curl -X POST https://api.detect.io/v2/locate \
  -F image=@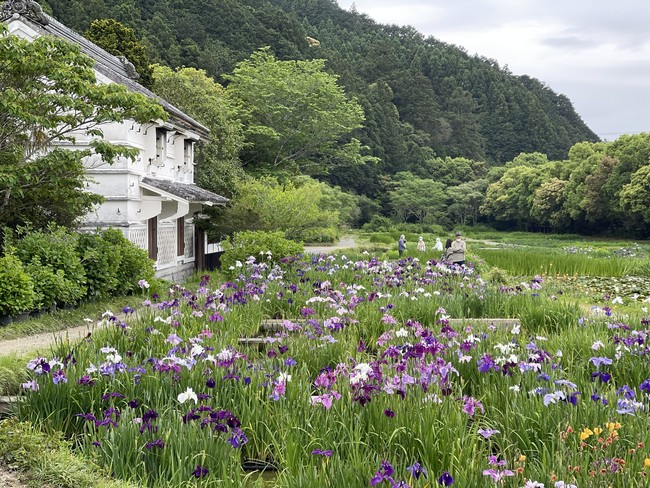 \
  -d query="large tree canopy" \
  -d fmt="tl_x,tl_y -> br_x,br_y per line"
224,48 -> 369,174
0,24 -> 165,230
85,18 -> 154,89
151,65 -> 245,198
